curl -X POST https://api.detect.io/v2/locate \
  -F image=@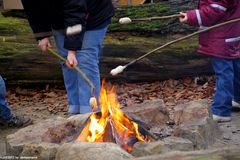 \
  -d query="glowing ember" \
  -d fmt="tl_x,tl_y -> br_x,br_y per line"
77,80 -> 145,151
